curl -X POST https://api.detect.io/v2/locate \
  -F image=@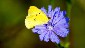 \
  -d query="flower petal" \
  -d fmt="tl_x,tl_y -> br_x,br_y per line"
41,7 -> 47,14
34,25 -> 46,30
47,10 -> 54,18
39,31 -> 47,41
50,32 -> 60,44
32,25 -> 47,34
54,18 -> 67,27
48,5 -> 52,13
65,17 -> 70,23
47,5 -> 55,18
32,28 -> 39,33
32,28 -> 44,34
53,7 -> 60,14
54,26 -> 69,37
52,11 -> 64,25
44,31 -> 50,42
57,23 -> 69,28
